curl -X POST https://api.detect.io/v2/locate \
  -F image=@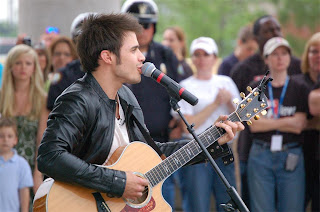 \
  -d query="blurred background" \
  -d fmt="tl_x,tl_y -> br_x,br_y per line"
0,0 -> 319,62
